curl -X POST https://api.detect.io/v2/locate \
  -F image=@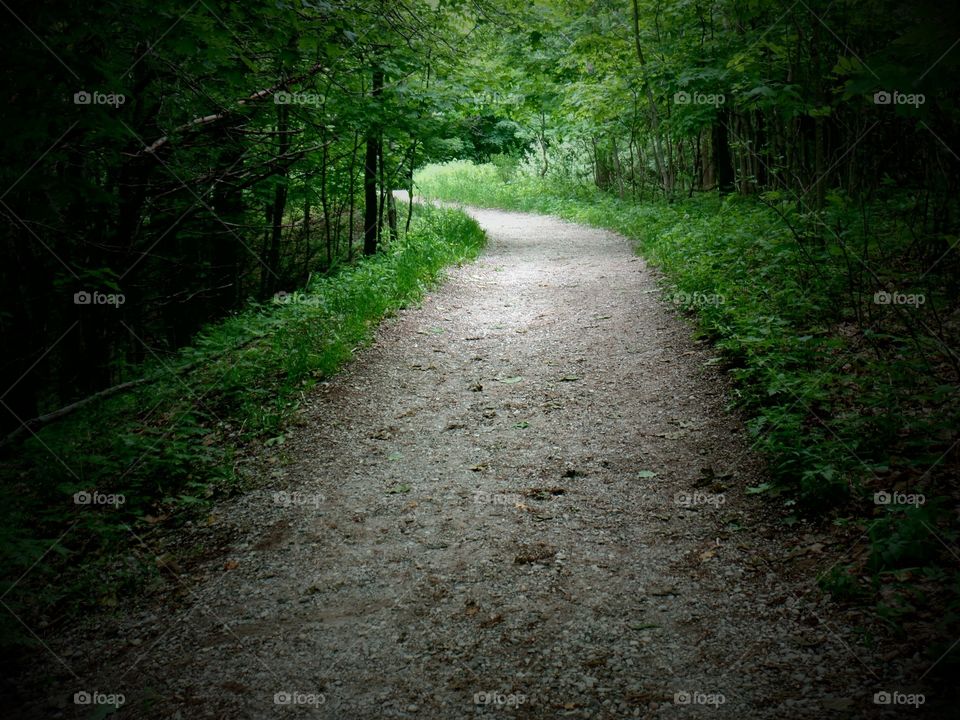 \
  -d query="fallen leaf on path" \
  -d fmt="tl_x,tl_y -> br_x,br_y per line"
386,483 -> 410,494
499,376 -> 523,384
522,487 -> 566,500
636,470 -> 658,479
